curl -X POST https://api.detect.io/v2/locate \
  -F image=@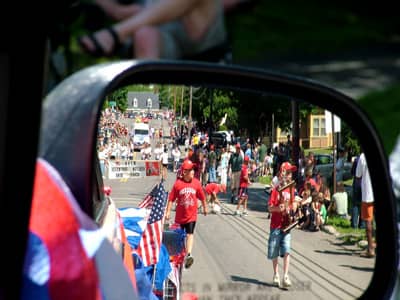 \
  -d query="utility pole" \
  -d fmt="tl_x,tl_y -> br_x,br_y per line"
188,86 -> 193,141
209,88 -> 214,135
291,100 -> 300,182
332,112 -> 337,193
271,113 -> 275,146
180,86 -> 184,137
173,86 -> 177,116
